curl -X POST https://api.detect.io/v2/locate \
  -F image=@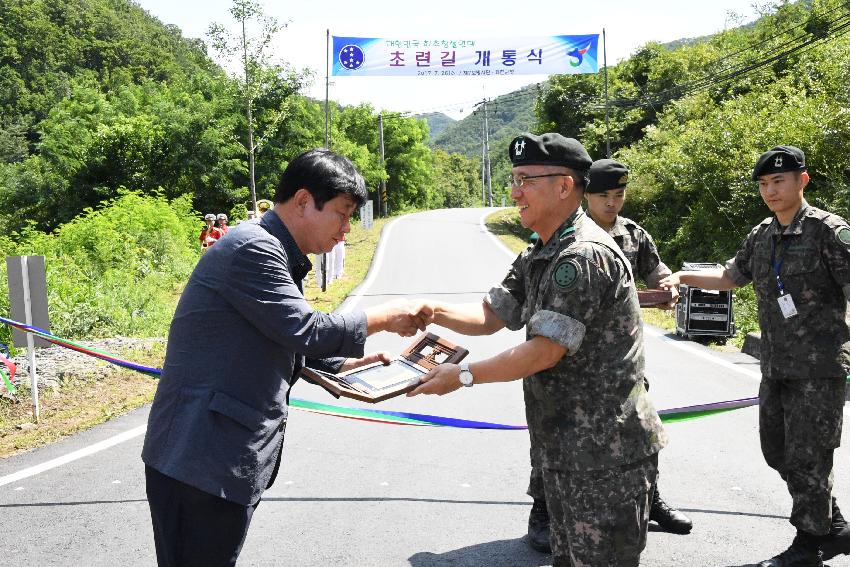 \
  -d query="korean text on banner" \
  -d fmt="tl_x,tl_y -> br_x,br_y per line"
332,35 -> 599,77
